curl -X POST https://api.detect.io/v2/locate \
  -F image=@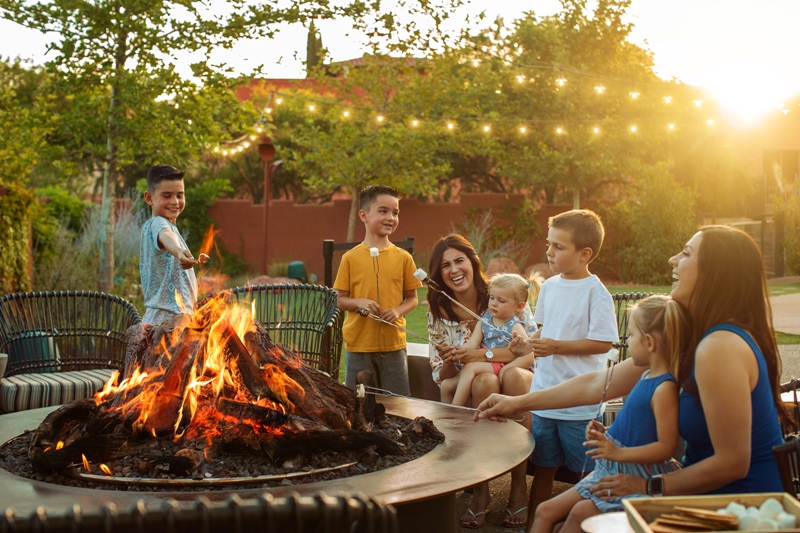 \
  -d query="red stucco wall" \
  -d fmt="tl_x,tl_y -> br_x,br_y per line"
208,194 -> 575,282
